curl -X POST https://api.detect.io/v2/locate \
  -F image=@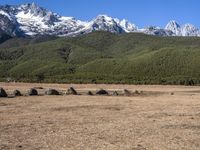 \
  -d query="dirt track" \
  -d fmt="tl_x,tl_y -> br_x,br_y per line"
0,83 -> 200,150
